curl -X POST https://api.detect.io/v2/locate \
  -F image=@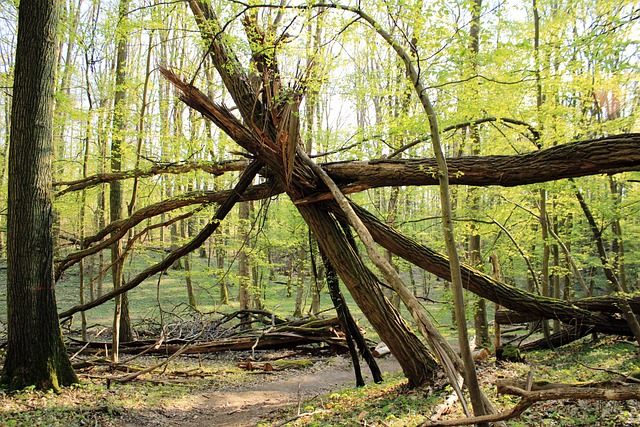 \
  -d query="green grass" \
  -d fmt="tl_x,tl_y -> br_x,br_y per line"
0,248 -> 459,343
258,337 -> 640,427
